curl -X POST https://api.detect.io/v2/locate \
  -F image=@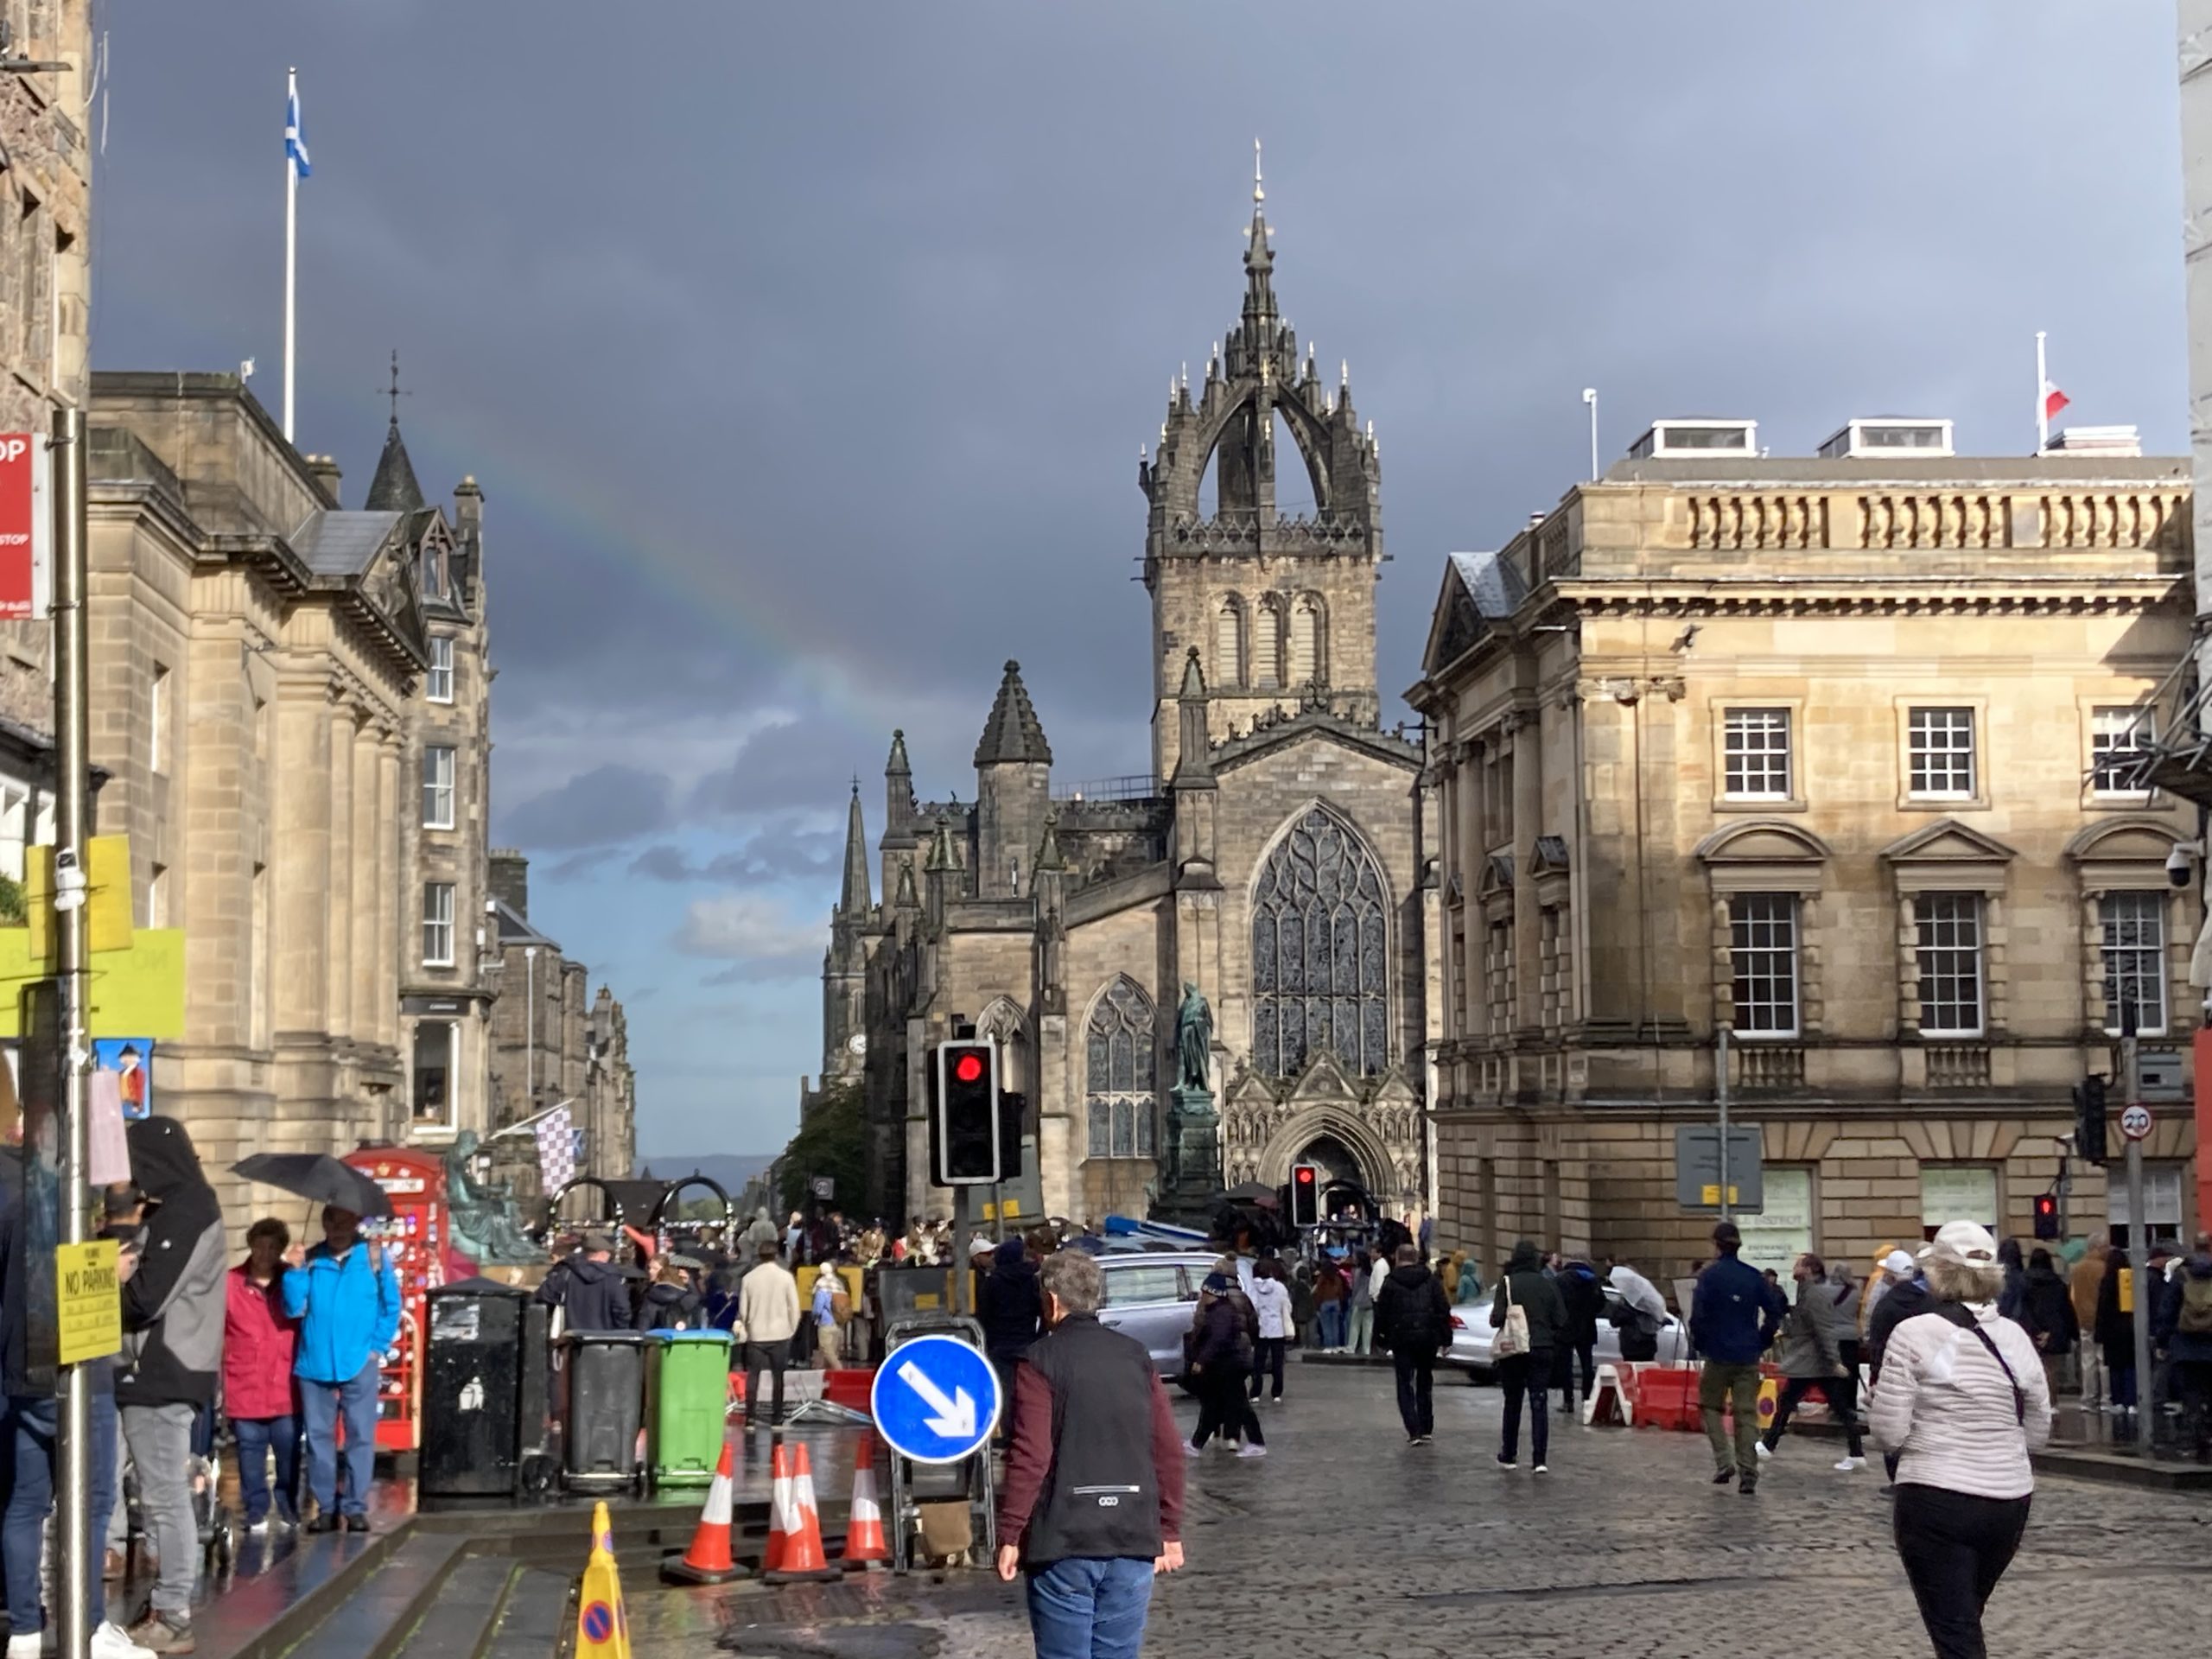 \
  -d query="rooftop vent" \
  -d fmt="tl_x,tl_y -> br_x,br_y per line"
1817,418 -> 1954,461
1627,419 -> 1757,461
2045,424 -> 2141,457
